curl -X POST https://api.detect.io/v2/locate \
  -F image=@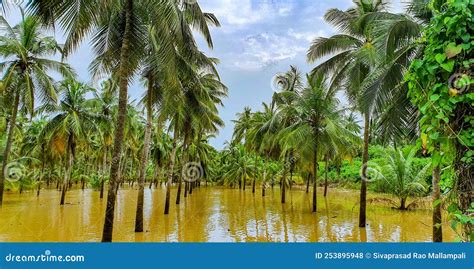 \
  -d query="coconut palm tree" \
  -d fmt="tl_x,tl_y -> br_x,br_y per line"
39,79 -> 98,205
86,79 -> 118,198
0,14 -> 73,205
370,147 -> 430,210
277,73 -> 360,212
222,145 -> 255,188
307,0 -> 387,226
